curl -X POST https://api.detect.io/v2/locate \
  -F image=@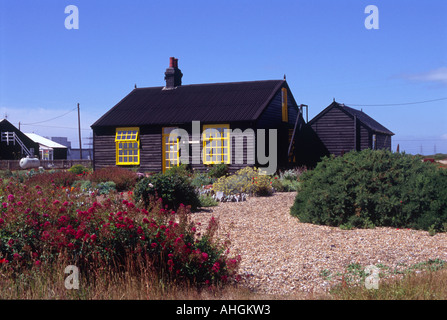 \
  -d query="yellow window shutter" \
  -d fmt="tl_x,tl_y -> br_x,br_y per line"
282,88 -> 288,122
